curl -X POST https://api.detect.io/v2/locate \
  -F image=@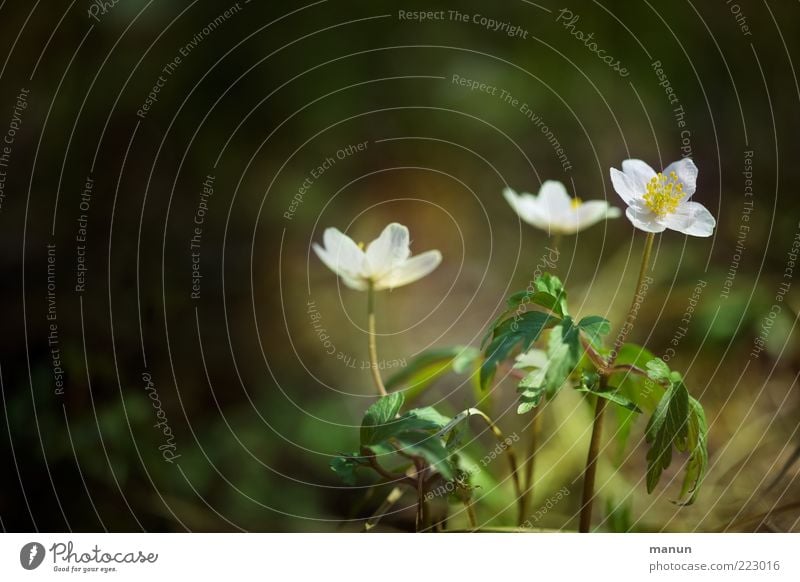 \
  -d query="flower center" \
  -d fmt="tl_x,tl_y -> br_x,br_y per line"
570,197 -> 583,209
357,241 -> 365,250
643,171 -> 684,217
